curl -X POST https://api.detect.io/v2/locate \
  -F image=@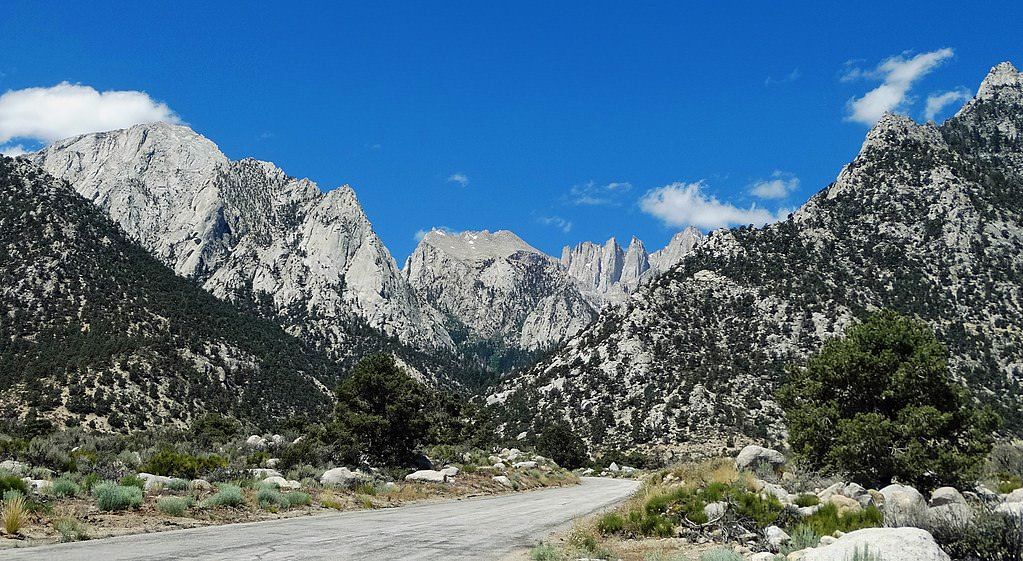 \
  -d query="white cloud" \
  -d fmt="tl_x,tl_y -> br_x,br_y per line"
0,143 -> 28,156
750,171 -> 799,200
538,215 -> 573,233
0,82 -> 180,144
447,172 -> 469,187
924,88 -> 971,121
569,180 -> 632,205
640,181 -> 785,230
764,68 -> 801,86
844,49 -> 954,125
